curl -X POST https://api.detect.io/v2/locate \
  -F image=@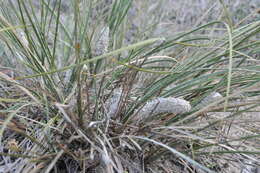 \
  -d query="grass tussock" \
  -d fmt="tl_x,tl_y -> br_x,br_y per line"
0,0 -> 259,172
